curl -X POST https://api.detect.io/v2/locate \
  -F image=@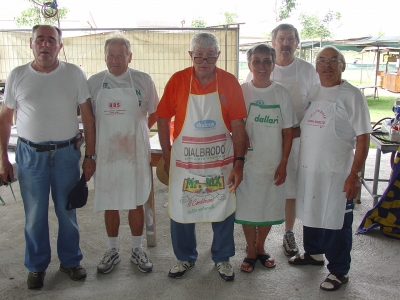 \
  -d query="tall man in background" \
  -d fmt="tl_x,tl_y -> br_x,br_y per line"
0,25 -> 96,289
247,24 -> 319,256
